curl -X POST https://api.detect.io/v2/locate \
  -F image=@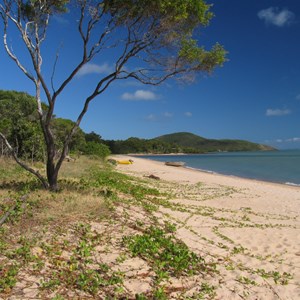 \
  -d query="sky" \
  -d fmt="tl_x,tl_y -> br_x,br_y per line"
1,0 -> 300,149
